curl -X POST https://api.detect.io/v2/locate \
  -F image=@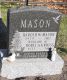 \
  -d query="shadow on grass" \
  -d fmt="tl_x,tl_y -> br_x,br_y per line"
0,17 -> 7,74
15,77 -> 46,80
0,62 -> 2,74
15,77 -> 26,80
35,76 -> 46,80
57,47 -> 67,54
0,18 -> 7,48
